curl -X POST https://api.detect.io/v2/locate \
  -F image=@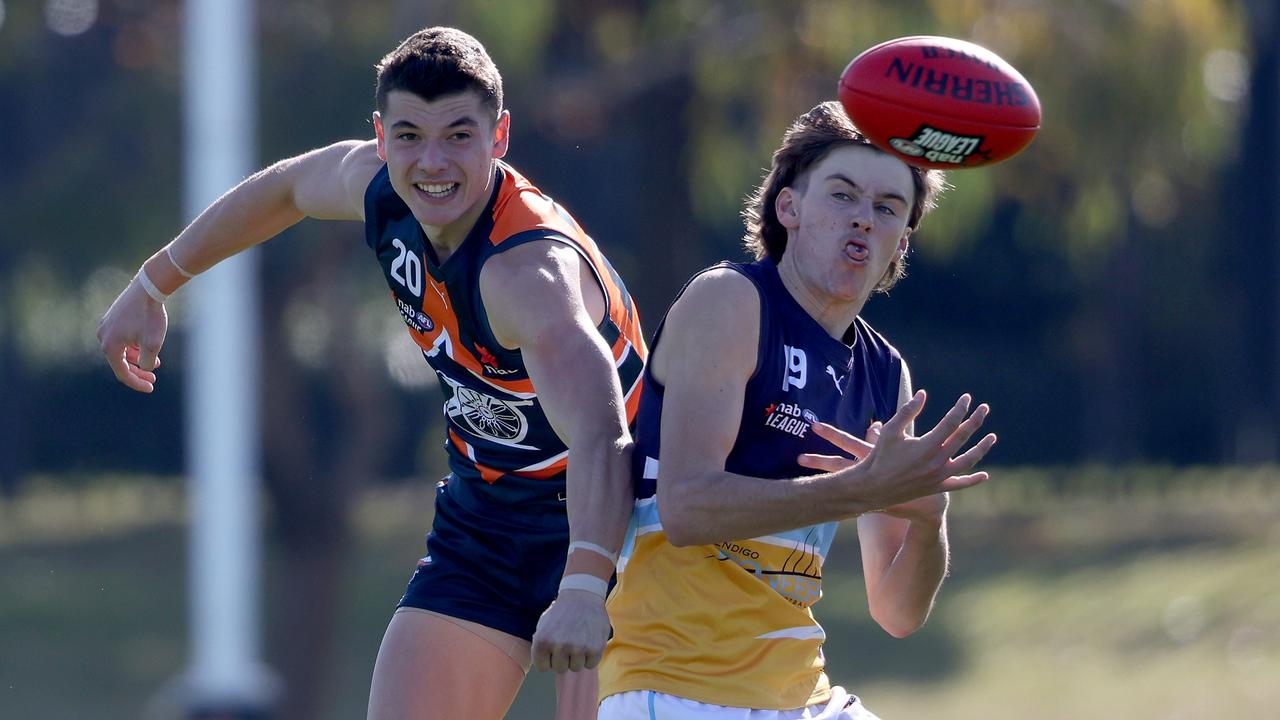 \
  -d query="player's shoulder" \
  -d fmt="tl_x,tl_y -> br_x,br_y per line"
344,141 -> 401,224
342,139 -> 381,167
478,238 -> 586,328
288,140 -> 384,222
481,235 -> 574,281
650,265 -> 762,385
676,264 -> 760,316
660,263 -> 762,368
339,140 -> 384,191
